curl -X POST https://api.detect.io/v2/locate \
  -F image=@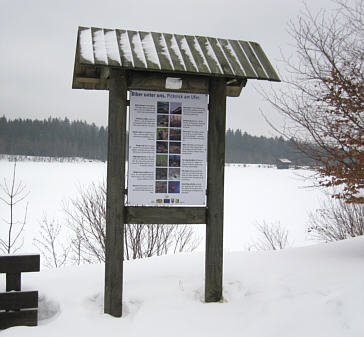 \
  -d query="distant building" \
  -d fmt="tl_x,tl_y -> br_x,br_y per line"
276,158 -> 292,169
